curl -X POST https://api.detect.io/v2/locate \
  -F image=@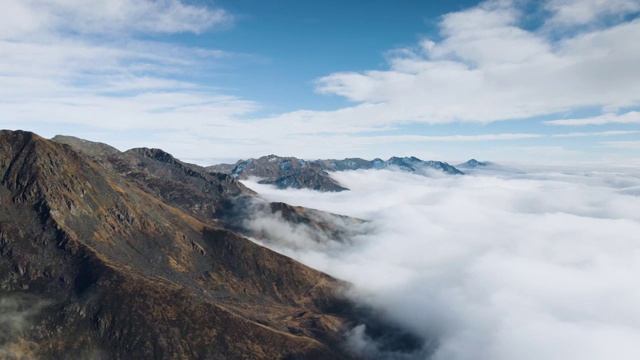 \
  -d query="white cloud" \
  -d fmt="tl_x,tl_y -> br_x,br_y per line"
545,0 -> 640,26
600,140 -> 640,149
315,0 -> 640,125
0,0 -> 232,39
434,0 -> 551,66
0,0 -> 46,39
242,165 -> 640,359
545,111 -> 640,126
324,133 -> 544,144
552,130 -> 640,137
497,145 -> 581,157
